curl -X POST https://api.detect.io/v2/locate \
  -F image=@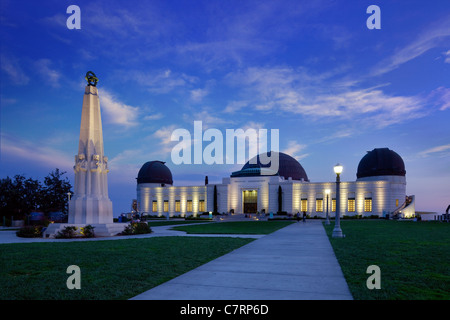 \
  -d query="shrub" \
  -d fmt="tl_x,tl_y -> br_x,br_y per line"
121,222 -> 152,235
52,225 -> 96,238
16,225 -> 43,238
80,225 -> 95,238
55,226 -> 78,239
